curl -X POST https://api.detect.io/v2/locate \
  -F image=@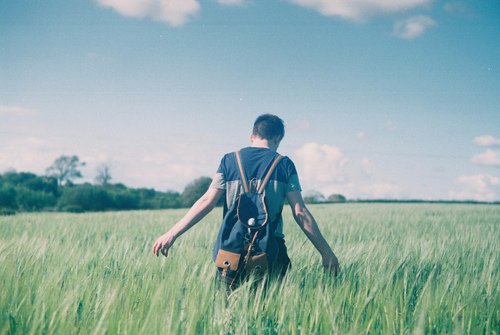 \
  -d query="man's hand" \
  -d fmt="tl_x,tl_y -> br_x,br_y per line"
151,188 -> 223,258
322,253 -> 340,276
152,232 -> 176,257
